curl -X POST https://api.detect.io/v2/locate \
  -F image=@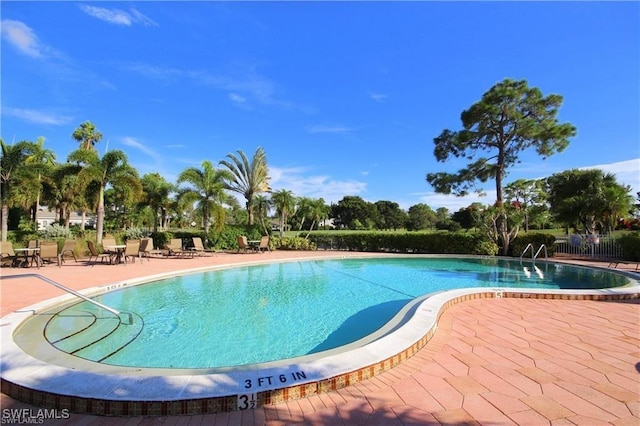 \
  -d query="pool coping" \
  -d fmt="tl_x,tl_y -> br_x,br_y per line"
2,255 -> 639,416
